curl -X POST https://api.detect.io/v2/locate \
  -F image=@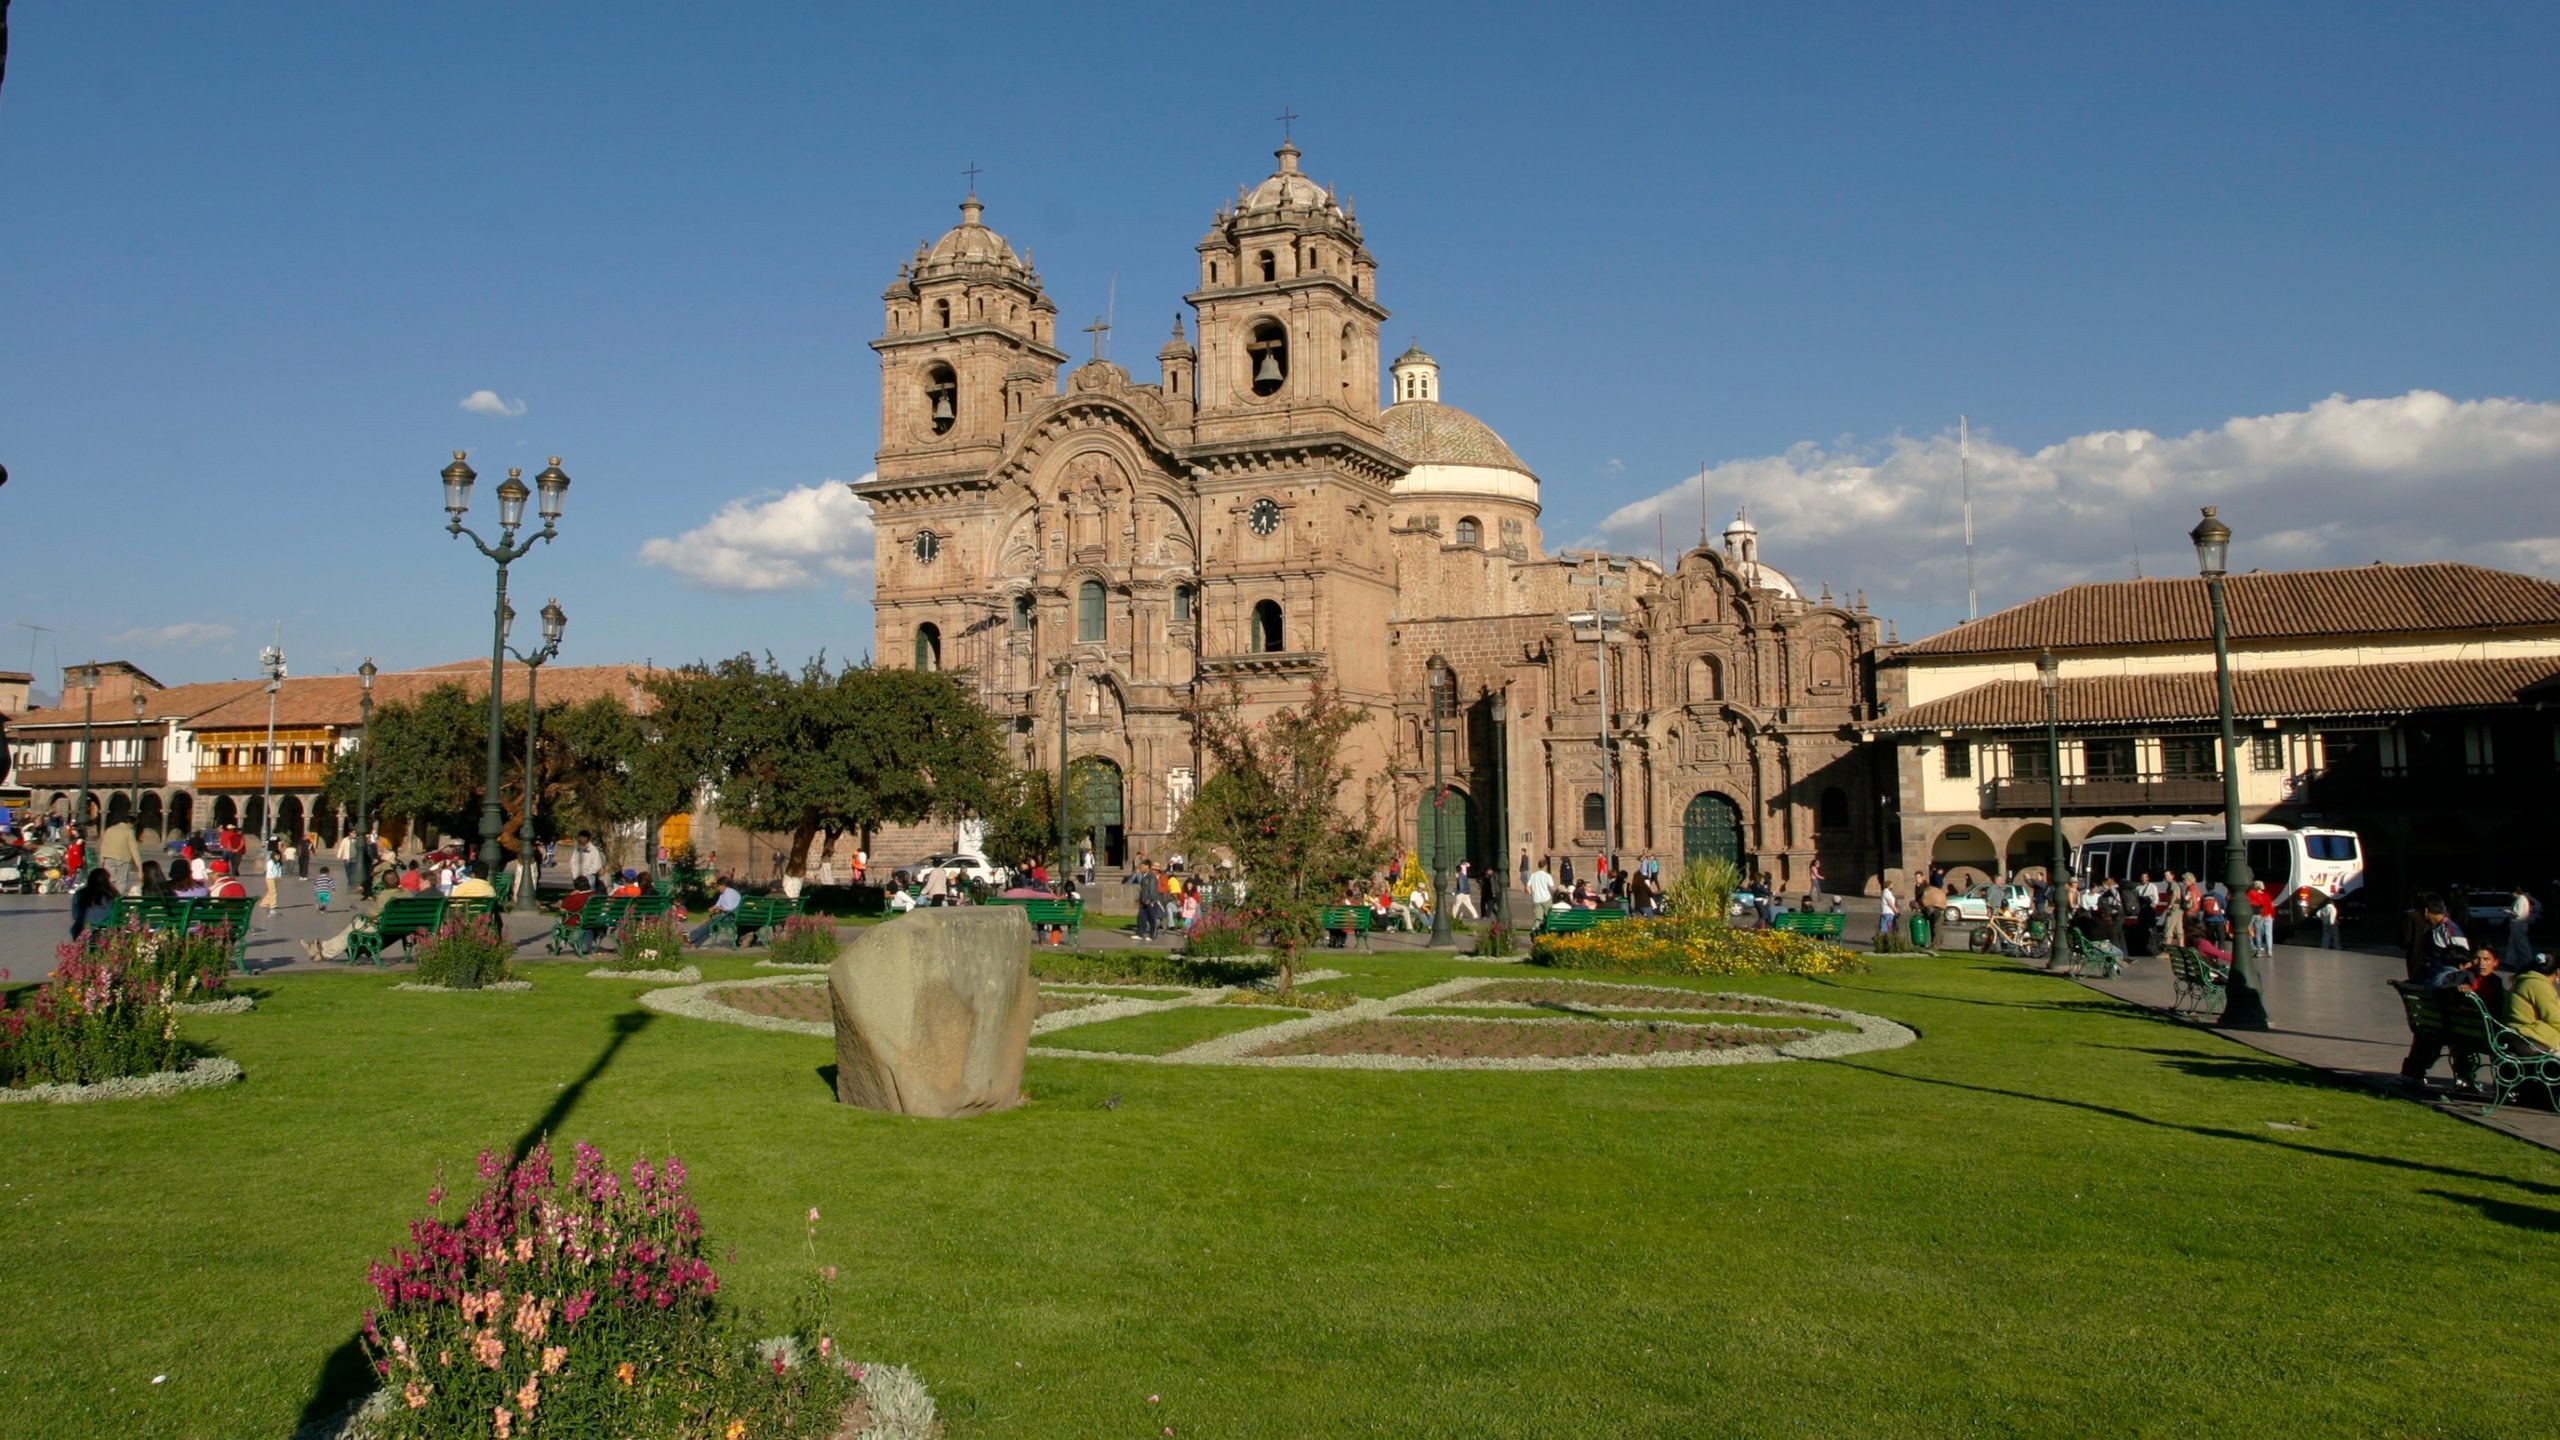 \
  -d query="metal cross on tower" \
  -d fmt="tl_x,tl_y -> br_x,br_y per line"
1083,315 -> 1110,363
1276,106 -> 1299,142
961,160 -> 982,193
